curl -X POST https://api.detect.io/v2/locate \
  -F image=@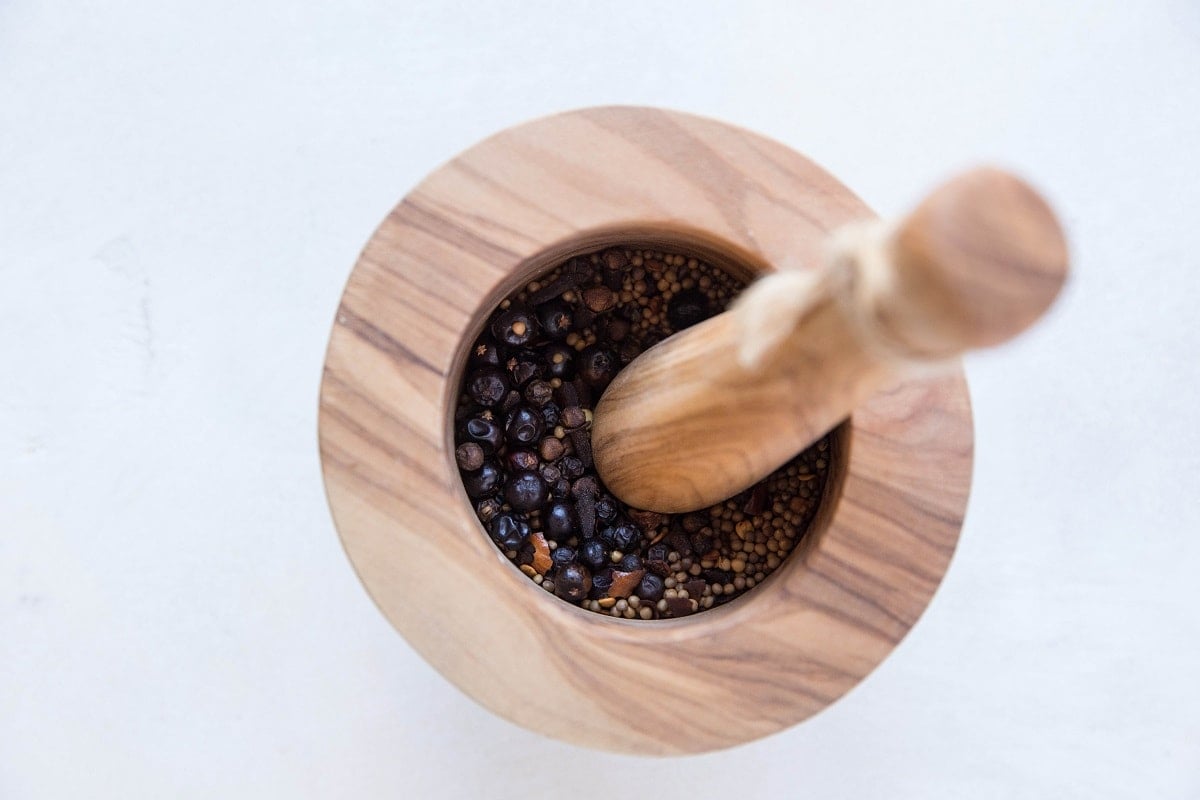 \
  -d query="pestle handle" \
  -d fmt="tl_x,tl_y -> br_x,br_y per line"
591,167 -> 1068,513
